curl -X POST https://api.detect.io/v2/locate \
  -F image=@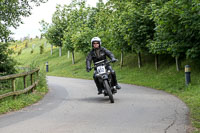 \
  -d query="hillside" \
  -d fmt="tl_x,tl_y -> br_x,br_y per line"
12,38 -> 200,132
